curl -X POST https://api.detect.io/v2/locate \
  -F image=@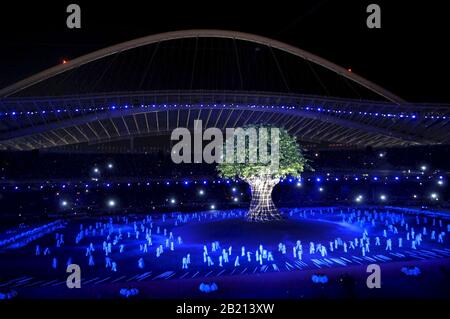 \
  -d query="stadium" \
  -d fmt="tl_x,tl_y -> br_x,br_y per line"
0,29 -> 449,300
